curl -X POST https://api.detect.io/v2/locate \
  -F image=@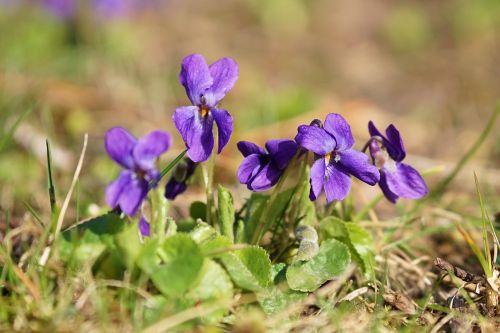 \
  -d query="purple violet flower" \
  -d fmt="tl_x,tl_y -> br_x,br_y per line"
173,54 -> 238,163
42,0 -> 76,18
368,121 -> 428,203
295,113 -> 380,203
138,215 -> 150,236
237,139 -> 298,191
164,158 -> 197,200
42,0 -> 153,19
105,127 -> 171,216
